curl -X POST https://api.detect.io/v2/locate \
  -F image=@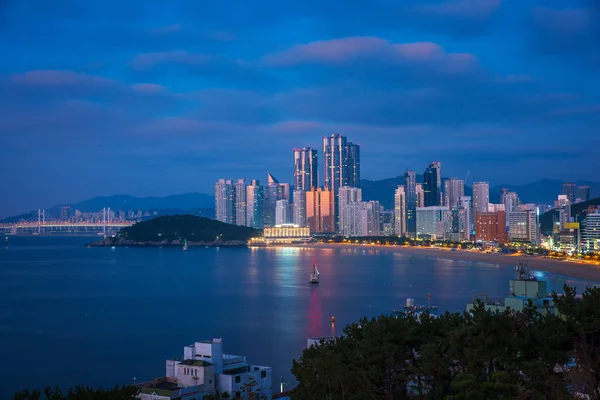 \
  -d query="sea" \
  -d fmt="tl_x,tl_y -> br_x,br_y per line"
0,236 -> 597,398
